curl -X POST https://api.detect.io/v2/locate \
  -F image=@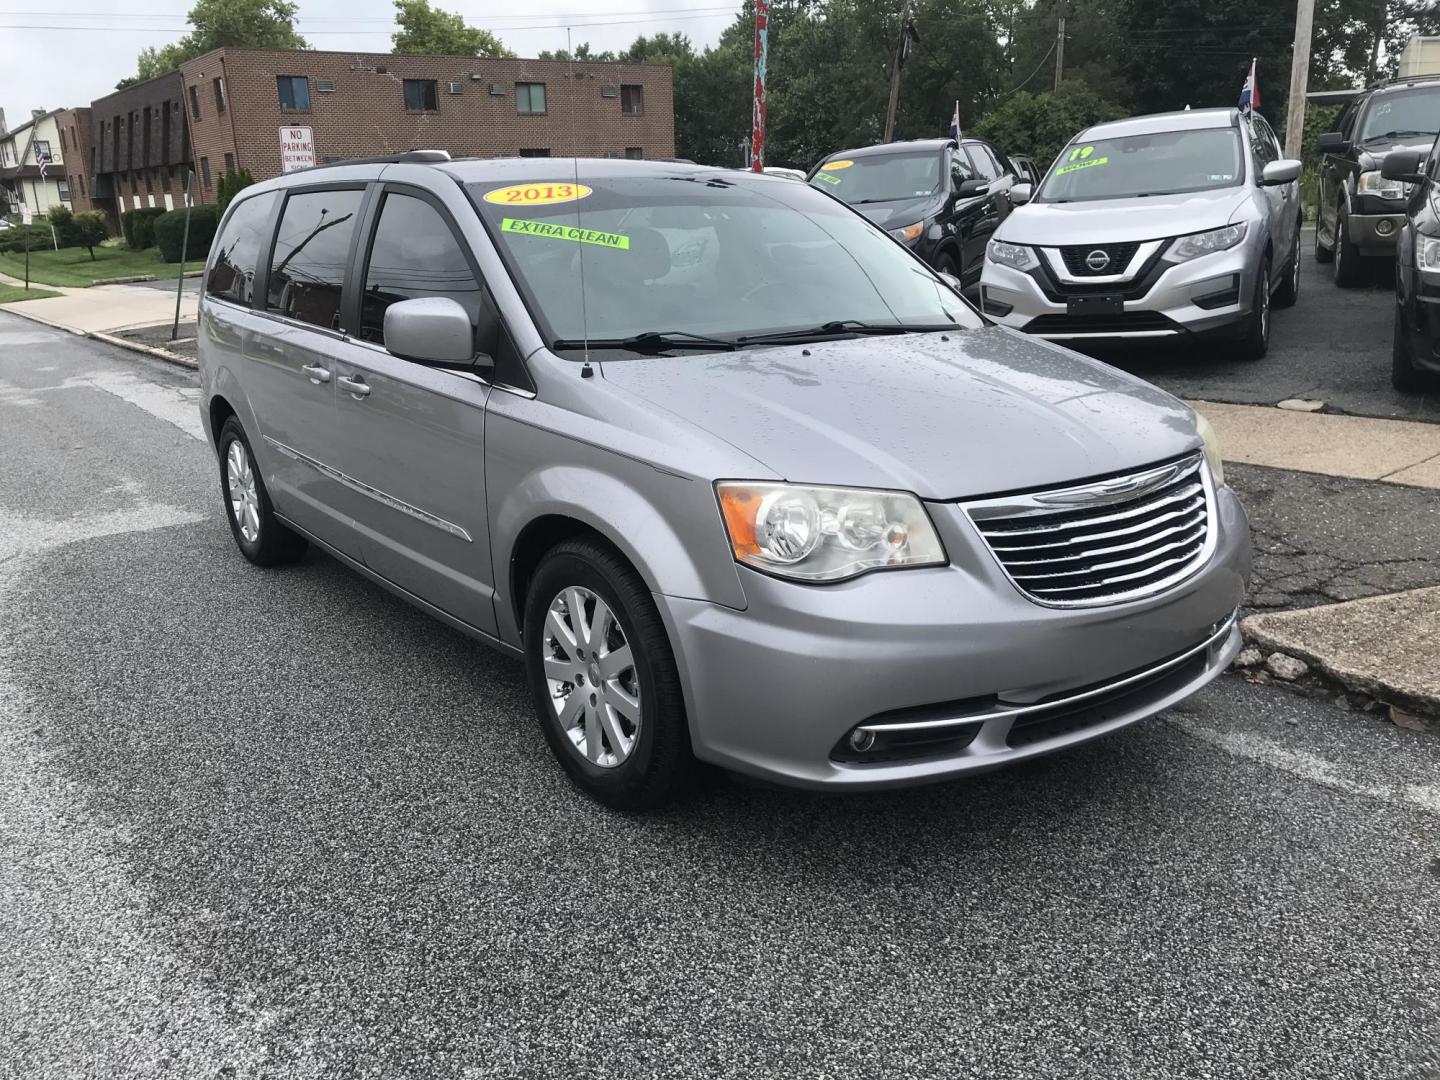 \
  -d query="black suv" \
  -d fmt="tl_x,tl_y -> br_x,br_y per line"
1315,75 -> 1440,286
807,137 -> 1016,286
1380,142 -> 1440,390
